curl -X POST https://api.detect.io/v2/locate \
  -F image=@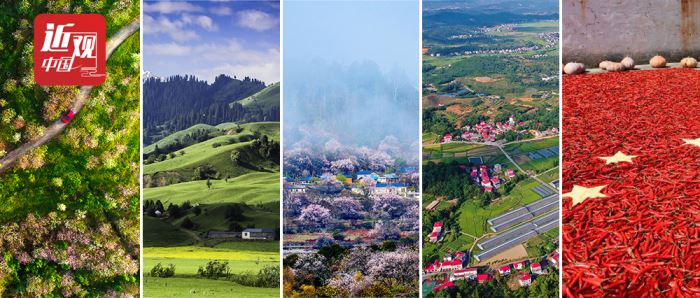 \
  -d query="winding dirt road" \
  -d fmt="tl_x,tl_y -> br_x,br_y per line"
0,19 -> 140,174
